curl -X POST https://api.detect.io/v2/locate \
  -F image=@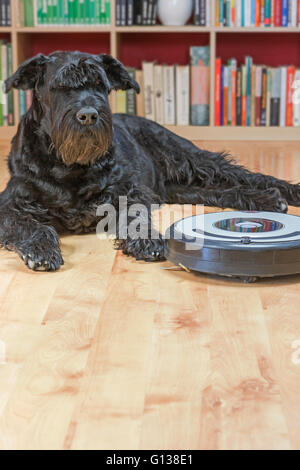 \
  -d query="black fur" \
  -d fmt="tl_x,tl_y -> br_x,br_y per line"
1,51 -> 299,271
